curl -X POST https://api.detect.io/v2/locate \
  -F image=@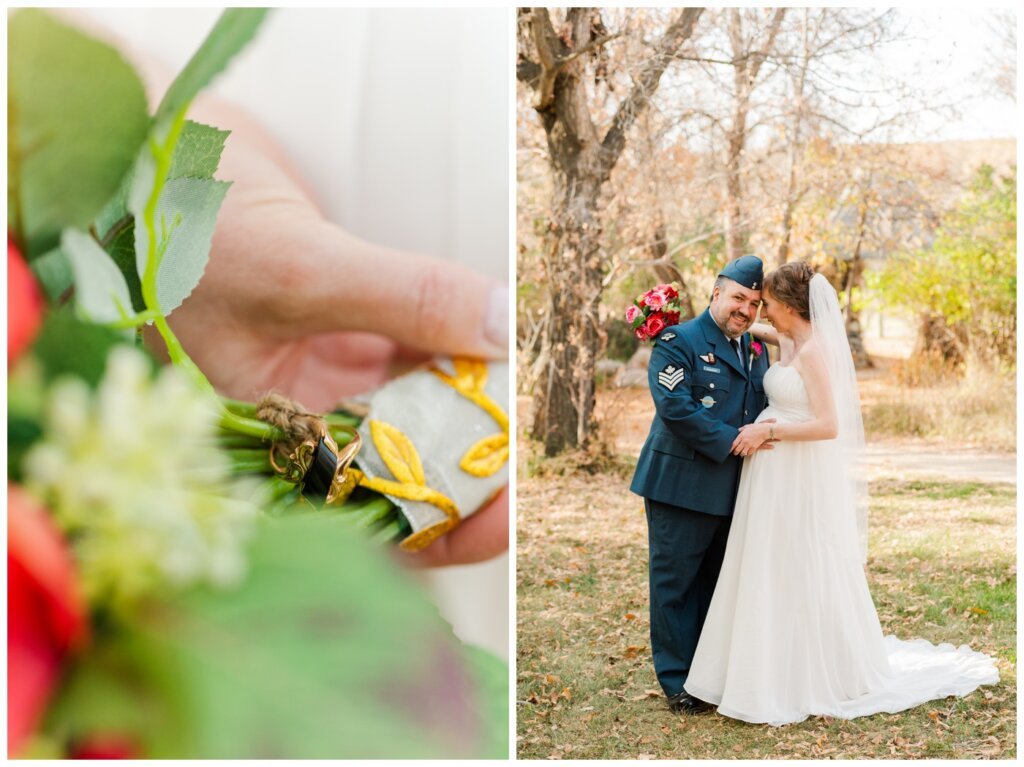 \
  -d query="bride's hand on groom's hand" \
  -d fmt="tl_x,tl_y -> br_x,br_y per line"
732,420 -> 776,456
